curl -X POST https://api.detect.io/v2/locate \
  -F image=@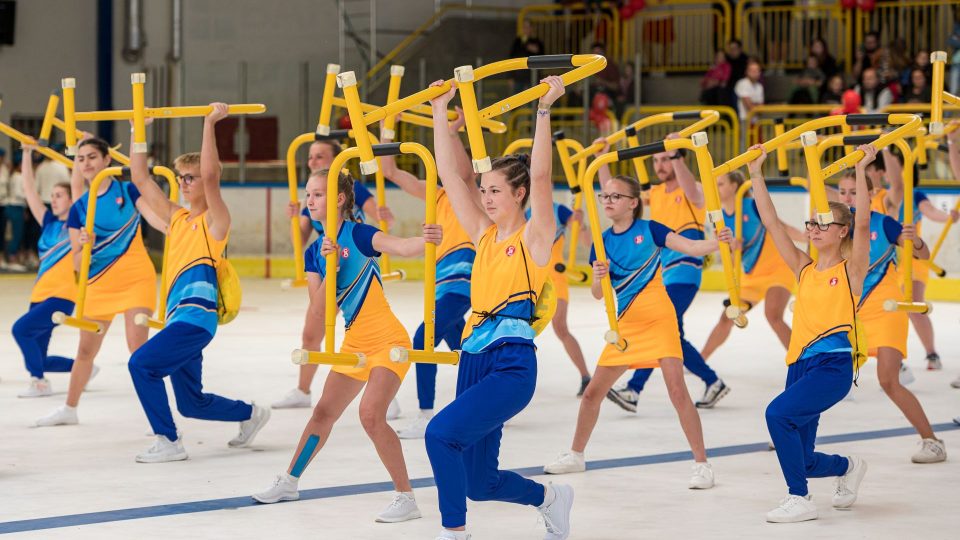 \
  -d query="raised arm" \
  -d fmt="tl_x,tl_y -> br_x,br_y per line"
780,219 -> 808,243
202,103 -> 231,241
129,122 -> 178,227
881,147 -> 903,217
20,147 -> 48,225
664,227 -> 732,257
371,222 -> 442,258
847,145 -> 877,295
592,137 -> 613,188
449,106 -> 478,193
429,81 -> 490,242
918,198 -> 959,223
746,145 -> 810,275
524,75 -> 563,267
378,149 -> 427,200
666,133 -> 705,208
